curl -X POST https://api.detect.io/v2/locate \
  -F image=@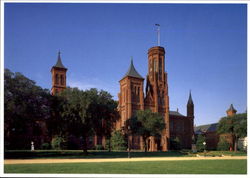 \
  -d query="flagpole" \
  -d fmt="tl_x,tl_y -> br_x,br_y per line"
155,24 -> 160,46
